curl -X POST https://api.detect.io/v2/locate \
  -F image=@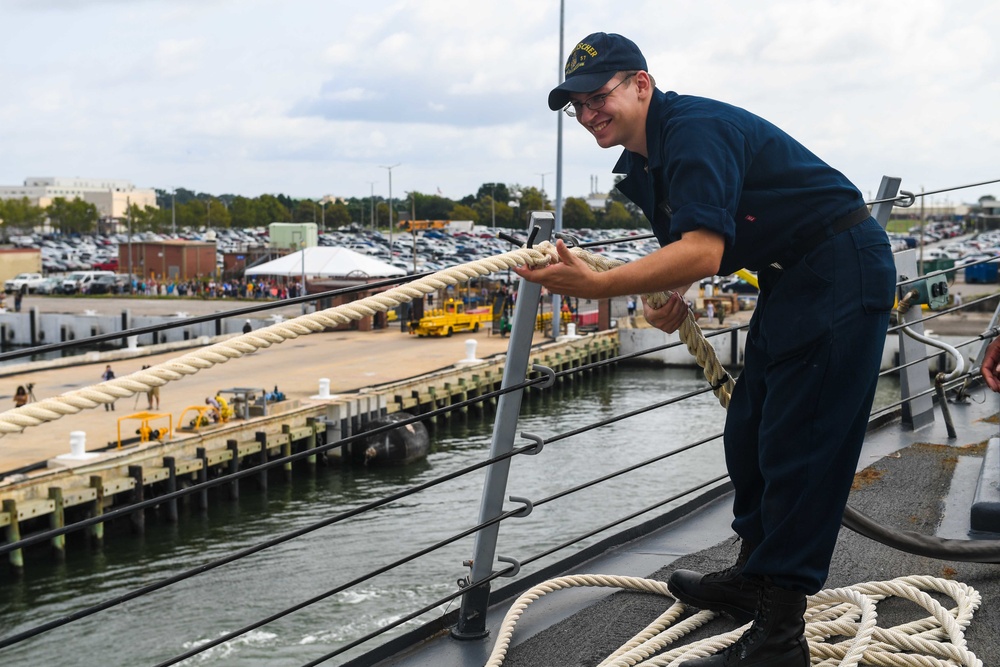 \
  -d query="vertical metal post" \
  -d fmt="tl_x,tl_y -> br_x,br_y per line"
895,249 -> 936,429
874,176 -> 936,429
870,175 -> 900,229
454,212 -> 554,639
